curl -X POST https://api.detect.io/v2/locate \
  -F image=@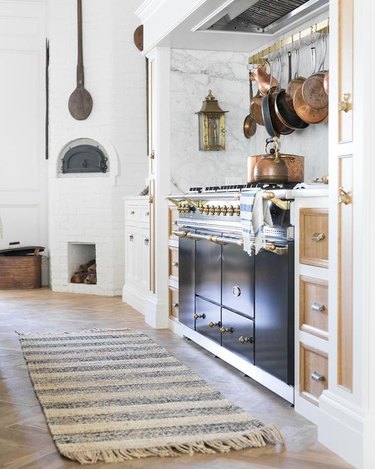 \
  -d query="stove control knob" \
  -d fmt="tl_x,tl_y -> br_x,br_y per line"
203,205 -> 210,214
221,205 -> 228,215
234,205 -> 240,216
209,206 -> 216,215
214,206 -> 221,215
227,205 -> 234,216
